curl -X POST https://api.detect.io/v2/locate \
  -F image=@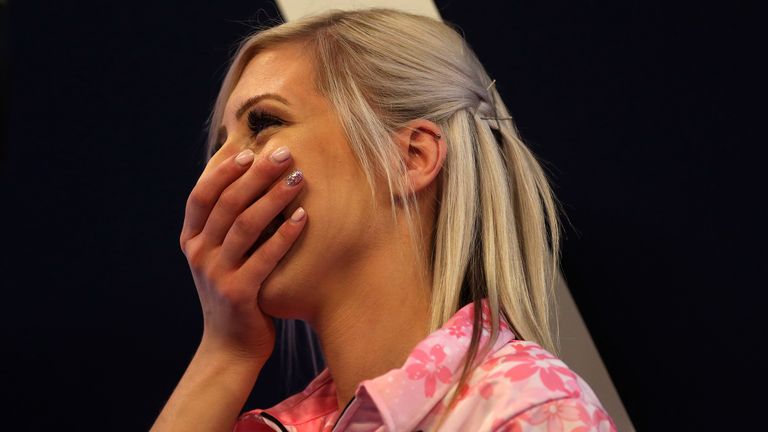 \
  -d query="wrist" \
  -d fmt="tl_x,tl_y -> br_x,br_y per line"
197,334 -> 271,369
